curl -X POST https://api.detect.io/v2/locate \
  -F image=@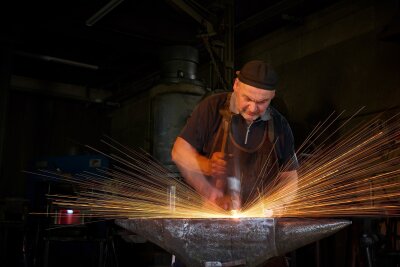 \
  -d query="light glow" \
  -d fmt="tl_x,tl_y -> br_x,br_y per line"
29,110 -> 400,219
